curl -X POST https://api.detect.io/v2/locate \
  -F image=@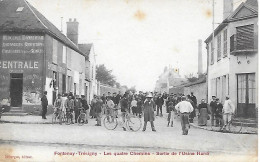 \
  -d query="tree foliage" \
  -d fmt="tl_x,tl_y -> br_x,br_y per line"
96,64 -> 117,86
